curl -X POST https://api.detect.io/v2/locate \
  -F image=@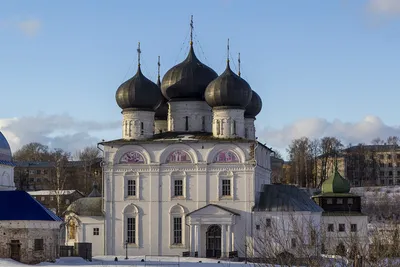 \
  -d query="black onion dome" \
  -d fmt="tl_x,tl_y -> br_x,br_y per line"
116,66 -> 162,111
161,46 -> 218,101
155,76 -> 168,120
205,62 -> 252,109
245,90 -> 262,118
